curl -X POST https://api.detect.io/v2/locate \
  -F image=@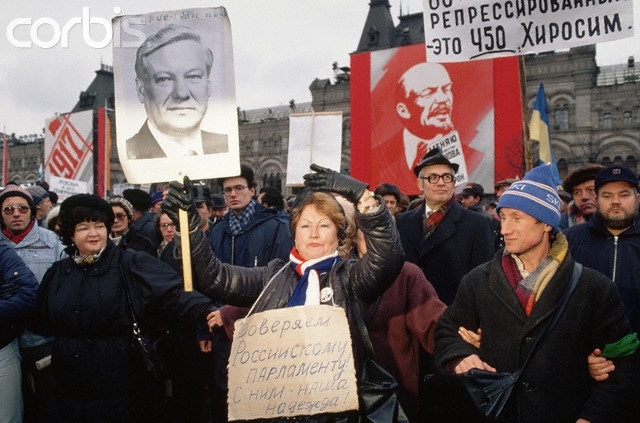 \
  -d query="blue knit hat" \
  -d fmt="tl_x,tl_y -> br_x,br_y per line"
496,164 -> 562,229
